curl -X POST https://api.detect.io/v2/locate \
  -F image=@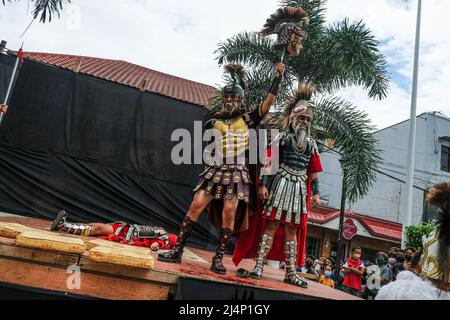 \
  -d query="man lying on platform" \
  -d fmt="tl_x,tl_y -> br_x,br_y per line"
50,210 -> 177,252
